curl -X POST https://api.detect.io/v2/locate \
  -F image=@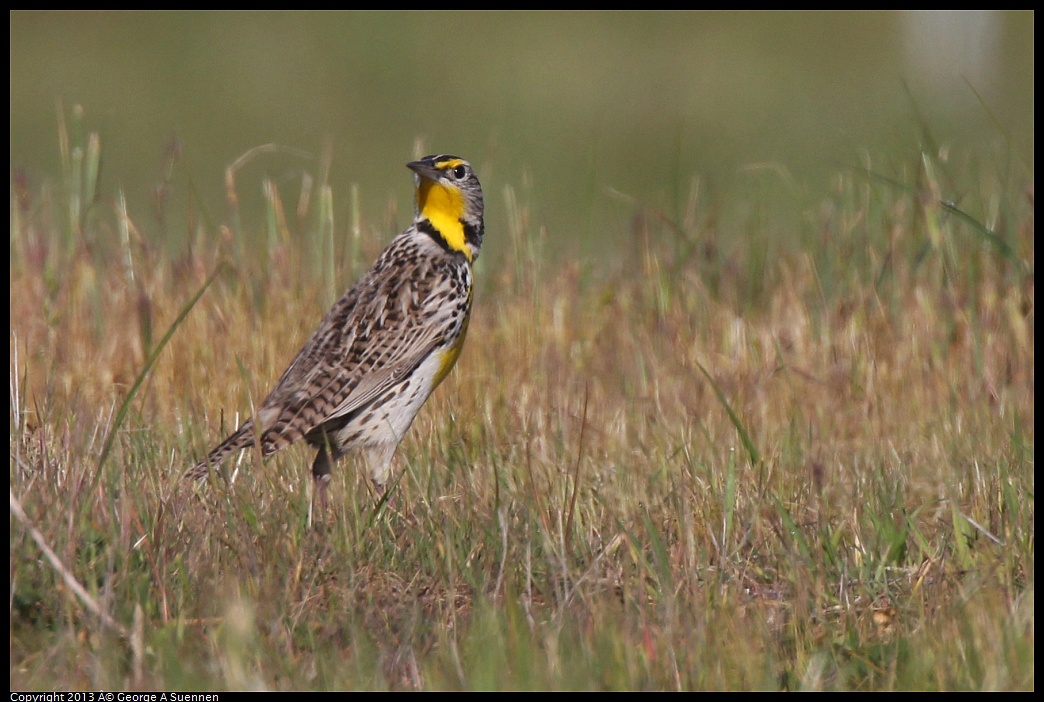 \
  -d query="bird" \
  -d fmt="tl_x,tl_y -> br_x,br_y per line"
186,154 -> 484,503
